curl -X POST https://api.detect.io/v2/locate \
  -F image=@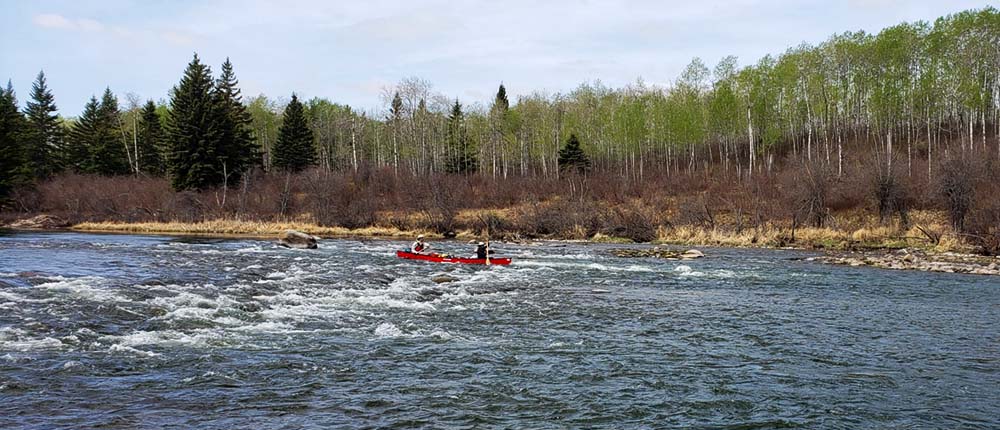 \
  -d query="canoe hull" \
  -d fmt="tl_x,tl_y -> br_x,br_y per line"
396,250 -> 512,265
